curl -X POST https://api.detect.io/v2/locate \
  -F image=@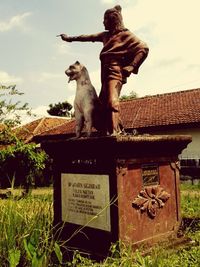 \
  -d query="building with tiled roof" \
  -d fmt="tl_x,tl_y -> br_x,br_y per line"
15,117 -> 69,143
120,88 -> 200,132
35,88 -> 200,160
